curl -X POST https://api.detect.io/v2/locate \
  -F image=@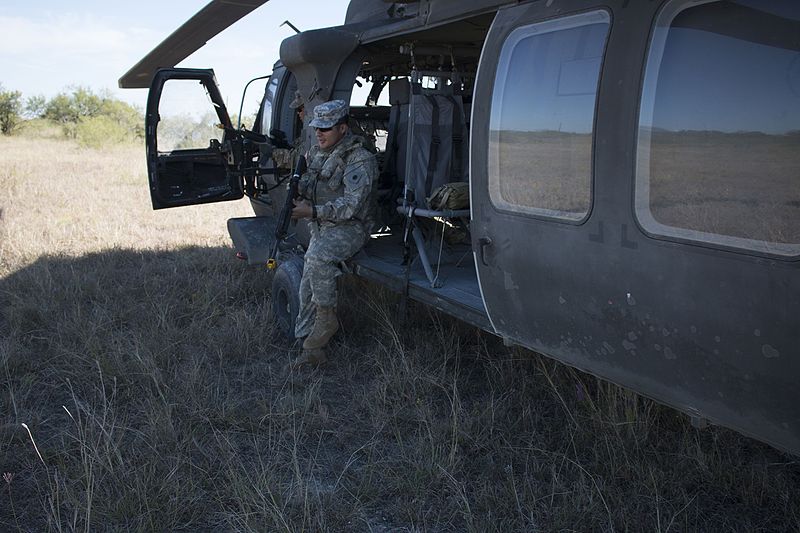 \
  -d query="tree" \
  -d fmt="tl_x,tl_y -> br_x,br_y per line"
42,86 -> 142,141
44,93 -> 79,126
71,86 -> 105,118
44,87 -> 104,125
24,94 -> 47,119
0,85 -> 23,134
